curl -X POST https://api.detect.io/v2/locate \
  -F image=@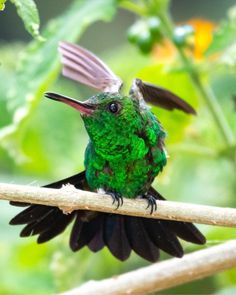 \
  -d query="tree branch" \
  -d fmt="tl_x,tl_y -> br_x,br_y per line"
1,182 -> 236,227
1,182 -> 236,293
61,239 -> 236,295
